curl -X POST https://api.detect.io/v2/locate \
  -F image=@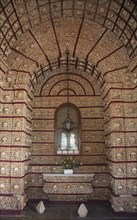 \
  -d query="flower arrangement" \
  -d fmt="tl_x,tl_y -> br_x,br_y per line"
59,156 -> 82,170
